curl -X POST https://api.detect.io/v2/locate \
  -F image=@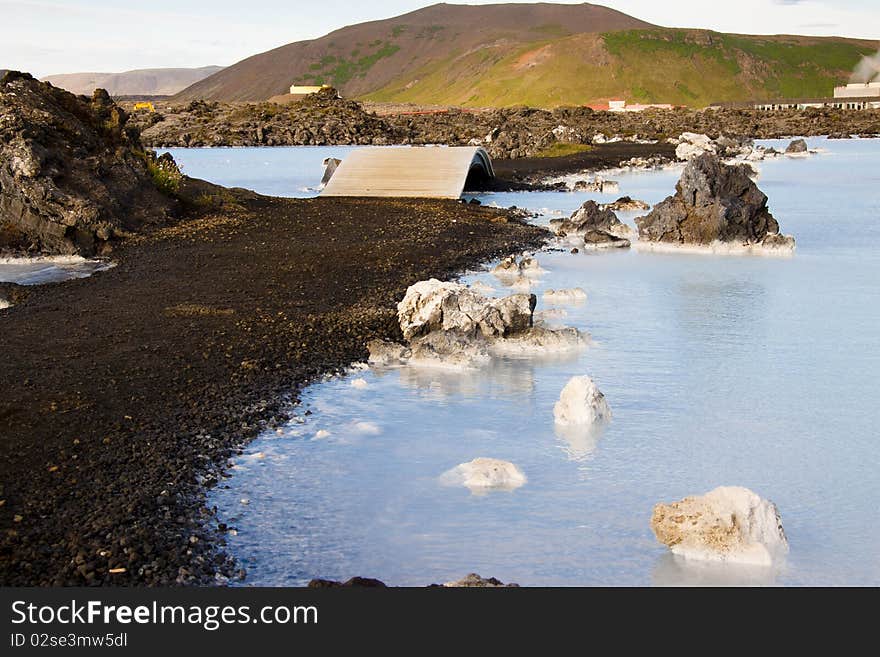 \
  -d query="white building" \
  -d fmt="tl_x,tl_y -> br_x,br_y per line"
833,82 -> 880,99
289,84 -> 331,95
